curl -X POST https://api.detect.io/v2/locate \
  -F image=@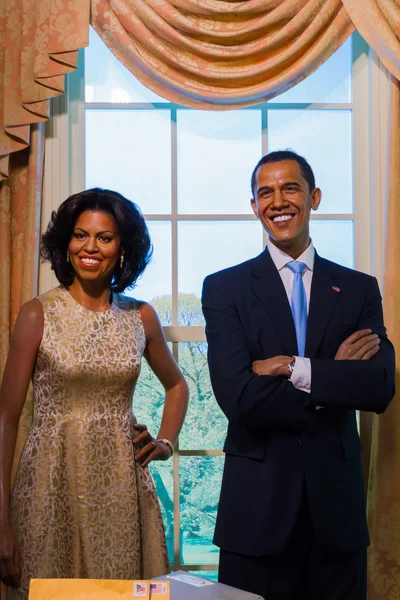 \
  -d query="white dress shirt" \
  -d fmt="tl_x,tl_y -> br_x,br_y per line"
267,239 -> 312,394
